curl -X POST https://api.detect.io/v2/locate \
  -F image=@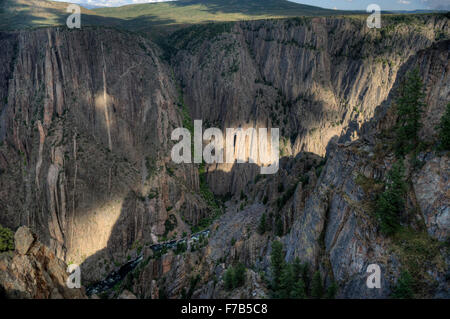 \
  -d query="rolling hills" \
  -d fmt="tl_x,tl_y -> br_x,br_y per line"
1,0 -> 357,31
